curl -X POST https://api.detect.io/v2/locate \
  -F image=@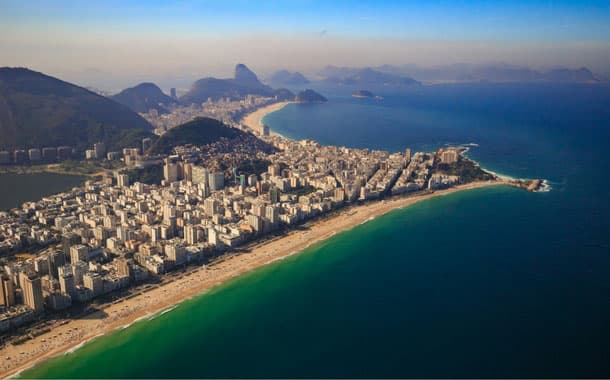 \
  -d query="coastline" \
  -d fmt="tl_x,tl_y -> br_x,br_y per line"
241,101 -> 293,137
0,165 -> 93,177
0,180 -> 510,378
0,163 -> 112,178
